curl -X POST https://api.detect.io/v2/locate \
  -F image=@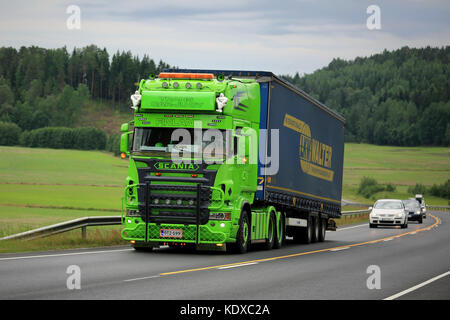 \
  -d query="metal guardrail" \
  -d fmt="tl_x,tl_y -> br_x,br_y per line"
1,209 -> 371,241
0,216 -> 121,241
2,205 -> 446,241
426,205 -> 450,212
341,209 -> 371,217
